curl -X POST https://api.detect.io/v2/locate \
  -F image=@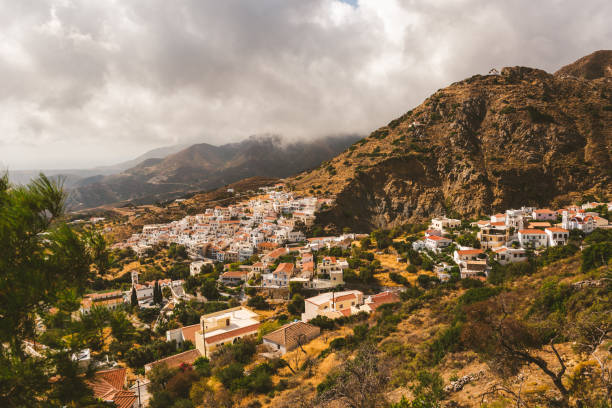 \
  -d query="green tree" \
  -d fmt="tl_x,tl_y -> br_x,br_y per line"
131,286 -> 138,308
0,174 -> 95,406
